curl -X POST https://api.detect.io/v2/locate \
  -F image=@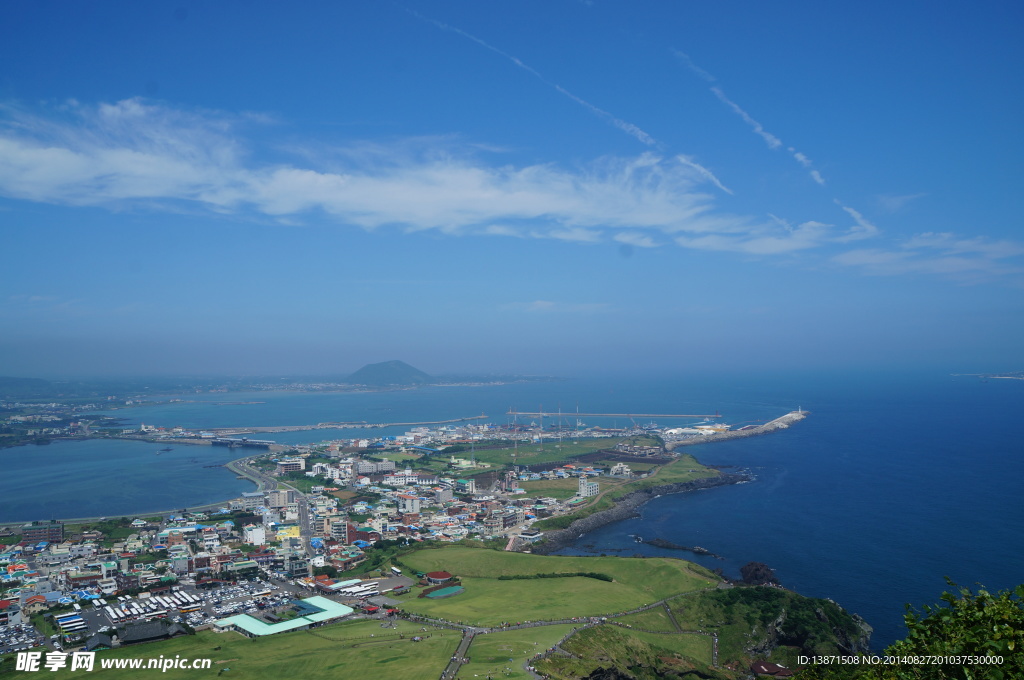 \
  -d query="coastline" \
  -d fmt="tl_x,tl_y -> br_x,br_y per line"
530,471 -> 752,555
531,410 -> 807,554
665,409 -> 808,450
